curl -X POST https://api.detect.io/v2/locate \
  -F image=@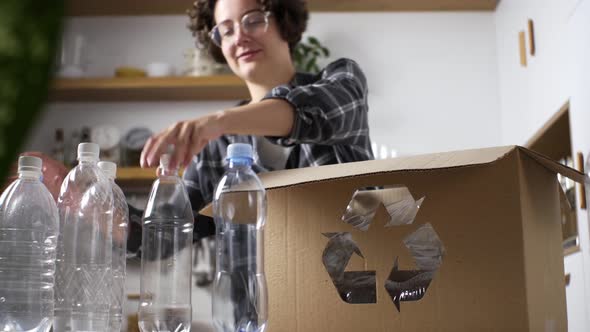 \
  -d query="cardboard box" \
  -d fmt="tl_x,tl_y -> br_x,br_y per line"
204,146 -> 585,331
